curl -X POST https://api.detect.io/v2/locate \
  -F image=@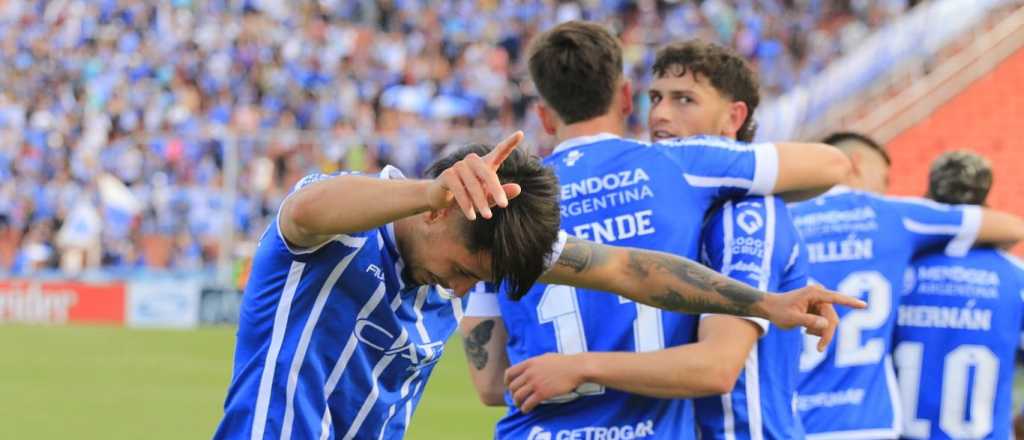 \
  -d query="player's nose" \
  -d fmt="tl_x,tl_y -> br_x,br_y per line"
648,100 -> 669,124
